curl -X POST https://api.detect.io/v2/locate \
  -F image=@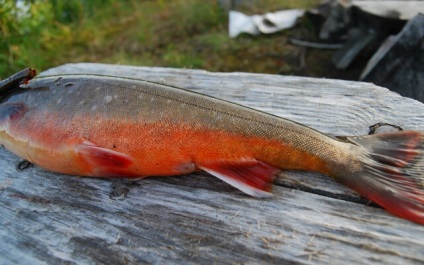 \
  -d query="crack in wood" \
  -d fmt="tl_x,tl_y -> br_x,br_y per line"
275,180 -> 375,206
